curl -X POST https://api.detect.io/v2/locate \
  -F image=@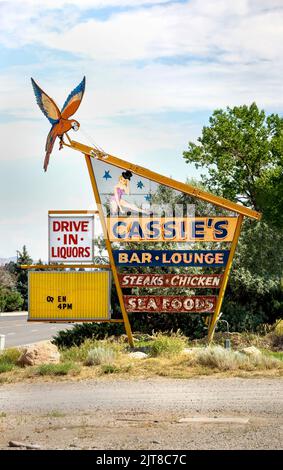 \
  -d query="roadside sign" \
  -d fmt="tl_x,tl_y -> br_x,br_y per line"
49,215 -> 94,263
28,271 -> 111,321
